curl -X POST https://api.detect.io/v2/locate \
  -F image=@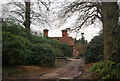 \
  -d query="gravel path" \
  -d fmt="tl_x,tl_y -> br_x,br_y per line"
3,59 -> 83,80
40,59 -> 82,79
